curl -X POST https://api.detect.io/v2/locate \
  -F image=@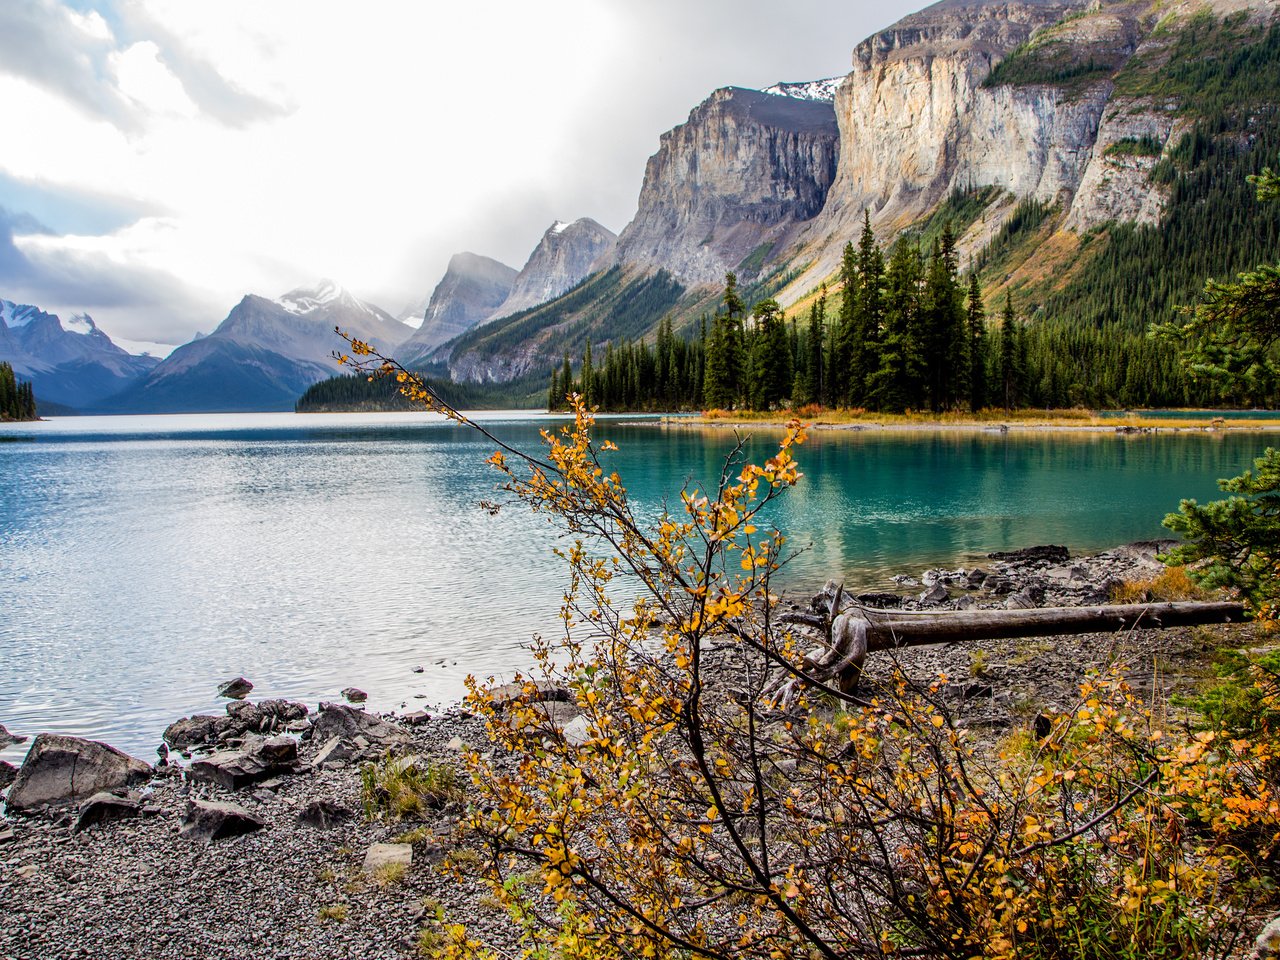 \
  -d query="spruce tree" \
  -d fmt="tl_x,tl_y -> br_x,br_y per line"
966,272 -> 988,412
998,292 -> 1019,409
748,299 -> 792,411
